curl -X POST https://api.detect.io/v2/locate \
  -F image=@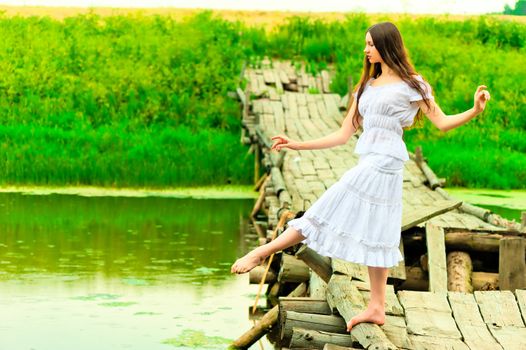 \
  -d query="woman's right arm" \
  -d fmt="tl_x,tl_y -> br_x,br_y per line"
271,98 -> 360,151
